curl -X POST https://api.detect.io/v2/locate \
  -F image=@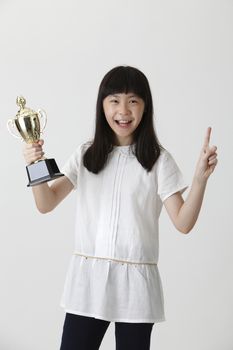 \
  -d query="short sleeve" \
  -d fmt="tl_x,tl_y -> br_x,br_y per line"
61,143 -> 83,190
157,150 -> 188,203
